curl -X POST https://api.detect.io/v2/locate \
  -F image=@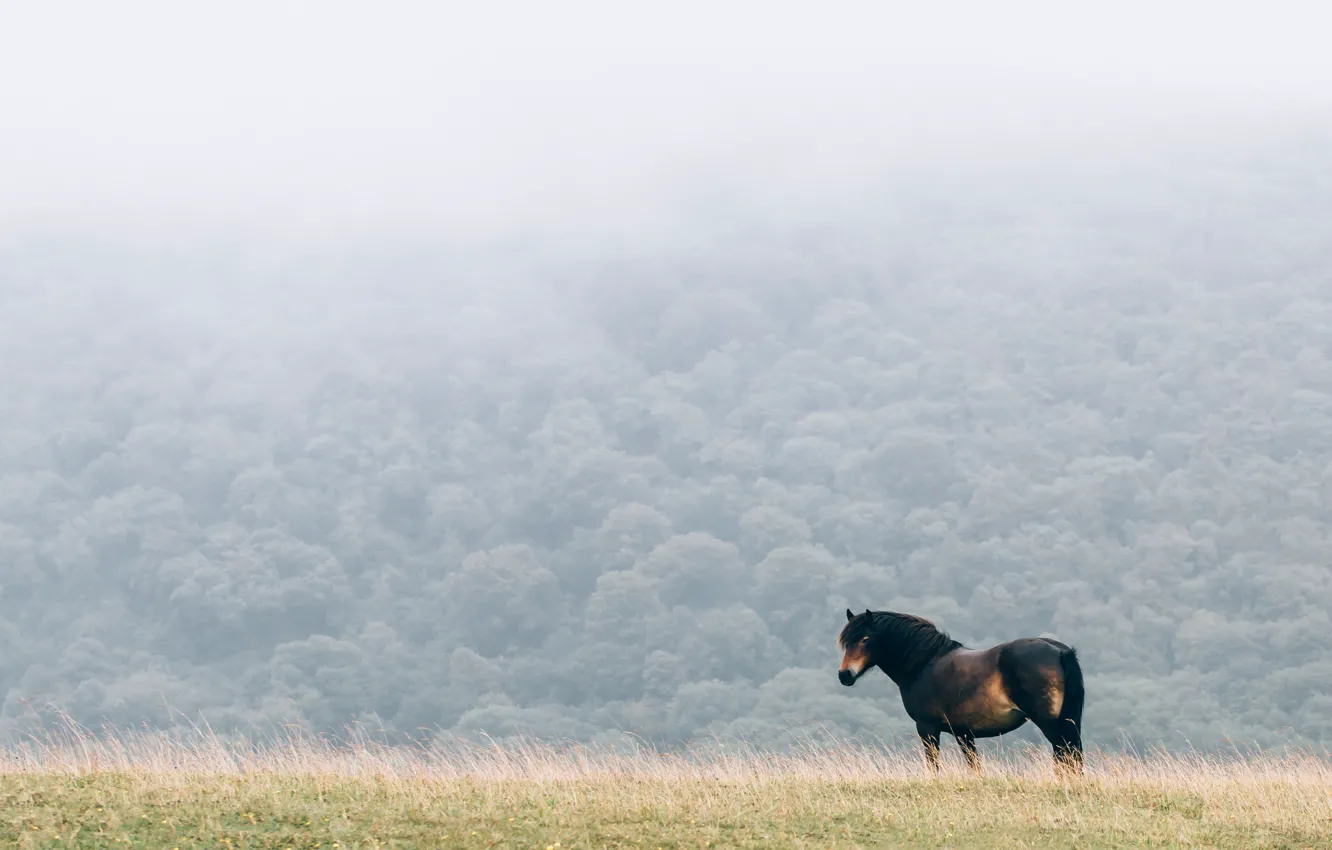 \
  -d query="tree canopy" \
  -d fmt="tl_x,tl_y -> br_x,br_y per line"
2,120 -> 1332,753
